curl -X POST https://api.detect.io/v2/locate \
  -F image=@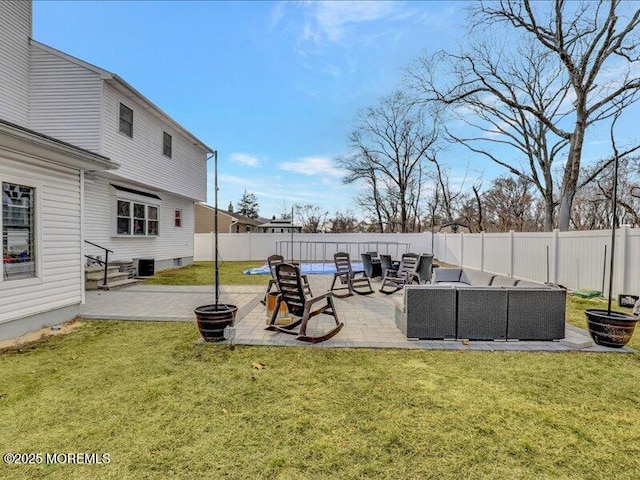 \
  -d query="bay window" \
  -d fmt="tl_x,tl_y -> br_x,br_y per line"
116,199 -> 159,236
